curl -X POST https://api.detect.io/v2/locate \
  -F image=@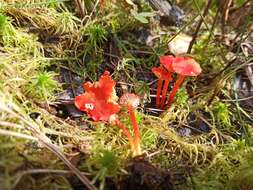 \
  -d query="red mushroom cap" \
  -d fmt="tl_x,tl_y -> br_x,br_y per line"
83,70 -> 117,101
75,93 -> 120,123
171,57 -> 201,76
119,93 -> 140,108
152,66 -> 172,81
75,71 -> 120,124
159,55 -> 174,72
